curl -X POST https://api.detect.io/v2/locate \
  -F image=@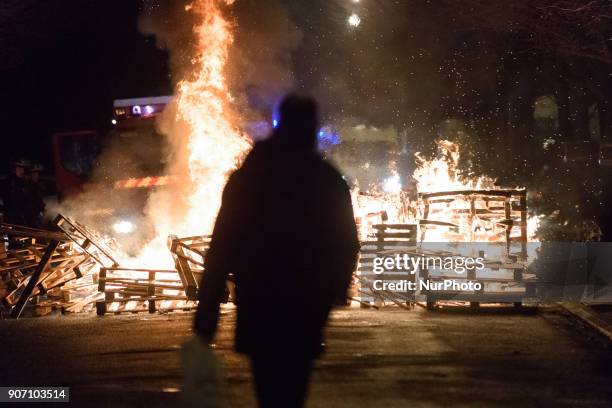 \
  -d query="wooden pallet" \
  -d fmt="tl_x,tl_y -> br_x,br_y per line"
418,253 -> 537,309
0,223 -> 69,243
95,296 -> 197,315
416,188 -> 532,308
356,224 -> 418,307
96,297 -> 197,316
0,223 -> 103,316
97,267 -> 188,315
418,189 -> 528,257
169,235 -> 210,300
1,243 -> 92,306
54,214 -> 120,268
